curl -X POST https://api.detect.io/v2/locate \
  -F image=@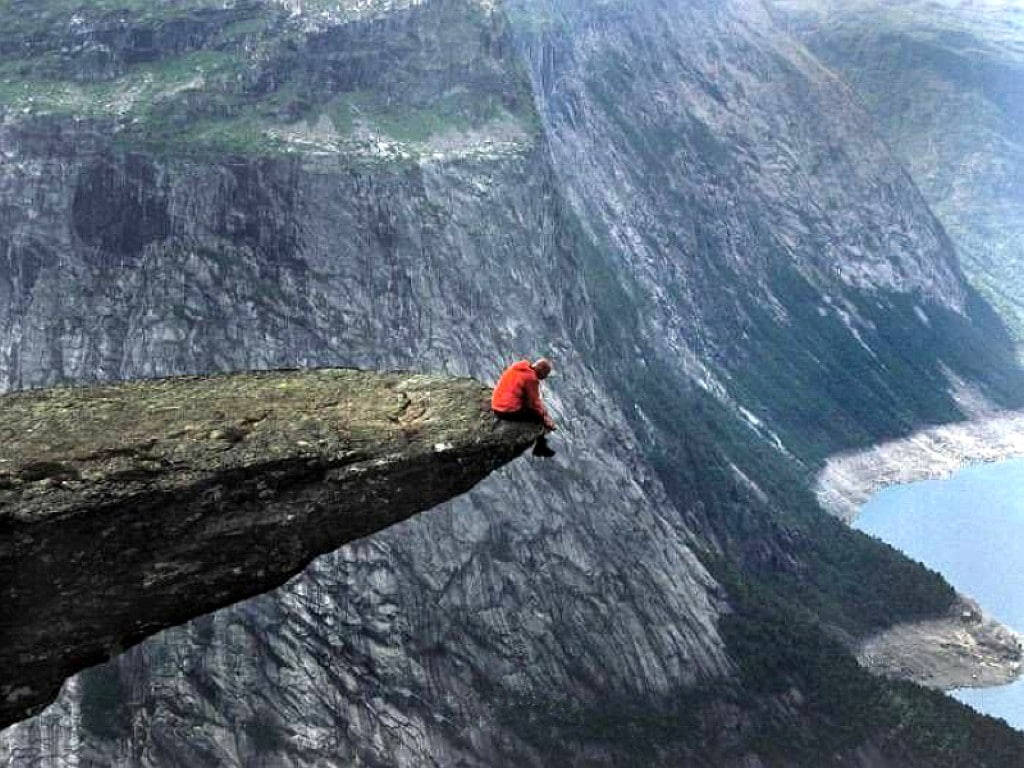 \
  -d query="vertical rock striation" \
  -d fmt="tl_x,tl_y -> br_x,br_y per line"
2,0 -> 1024,765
